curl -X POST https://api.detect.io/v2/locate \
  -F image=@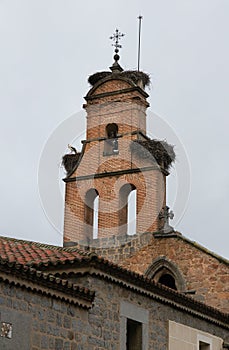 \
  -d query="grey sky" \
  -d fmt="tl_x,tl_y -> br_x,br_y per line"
0,1 -> 228,259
